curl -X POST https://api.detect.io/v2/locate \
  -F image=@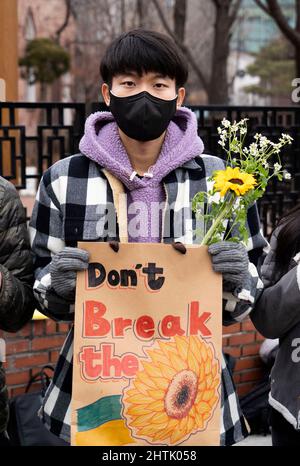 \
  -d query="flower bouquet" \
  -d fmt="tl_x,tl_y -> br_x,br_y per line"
192,118 -> 293,246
